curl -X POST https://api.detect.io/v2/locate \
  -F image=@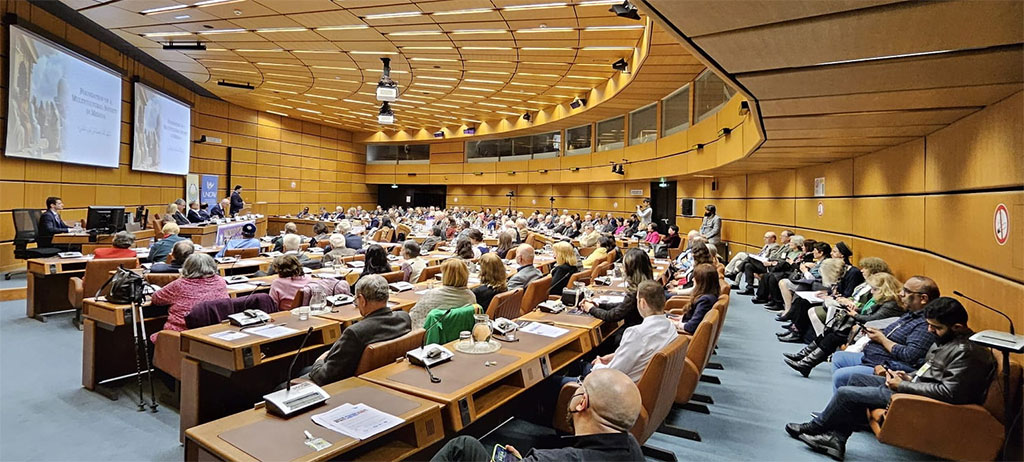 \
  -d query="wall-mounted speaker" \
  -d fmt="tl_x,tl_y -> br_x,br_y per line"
681,198 -> 696,217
